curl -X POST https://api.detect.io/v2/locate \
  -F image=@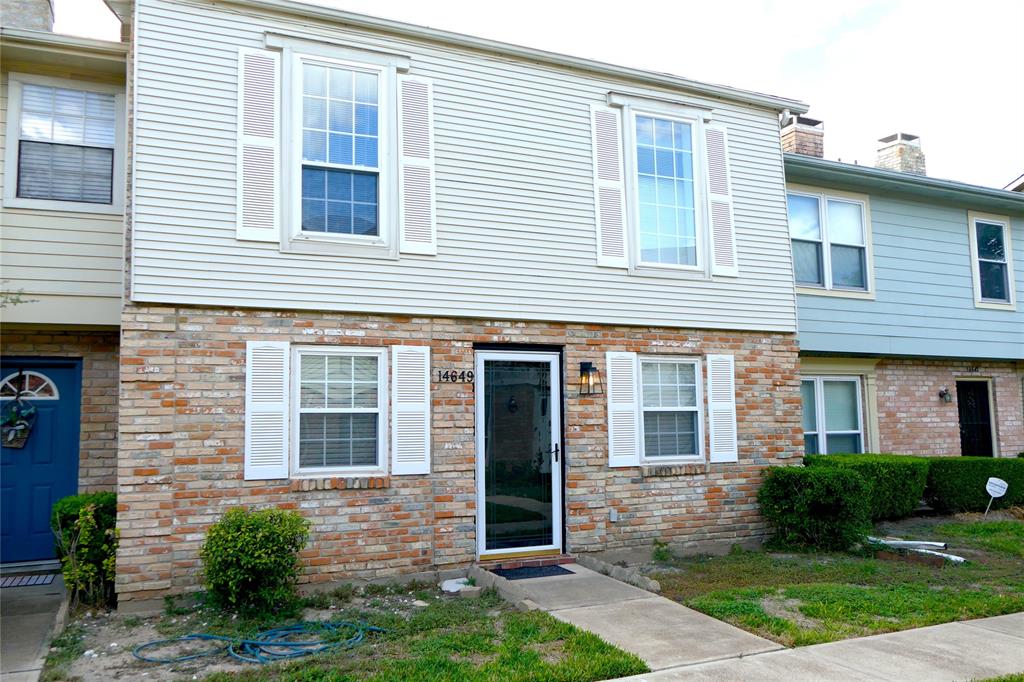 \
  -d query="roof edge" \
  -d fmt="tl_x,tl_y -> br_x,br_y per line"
784,154 -> 1024,212
0,27 -> 127,56
213,0 -> 808,114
